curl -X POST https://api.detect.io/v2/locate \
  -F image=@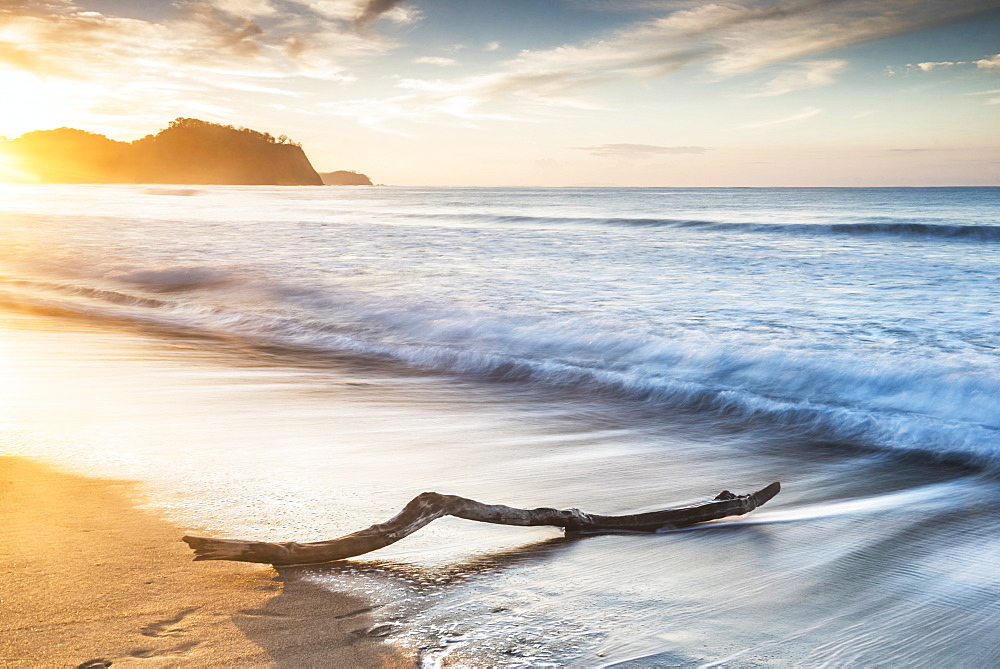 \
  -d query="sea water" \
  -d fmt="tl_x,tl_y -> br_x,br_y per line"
1,185 -> 998,666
